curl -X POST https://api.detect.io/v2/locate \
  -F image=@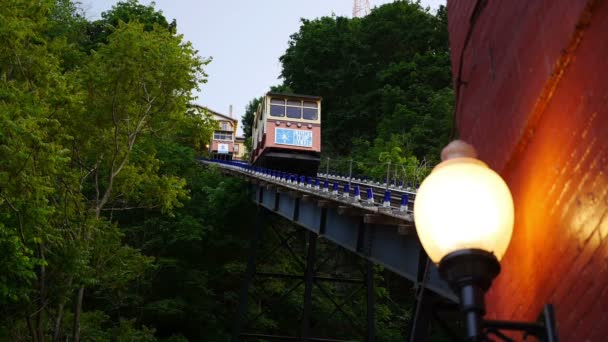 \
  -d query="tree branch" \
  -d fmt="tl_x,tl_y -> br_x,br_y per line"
102,205 -> 160,211
0,192 -> 27,246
